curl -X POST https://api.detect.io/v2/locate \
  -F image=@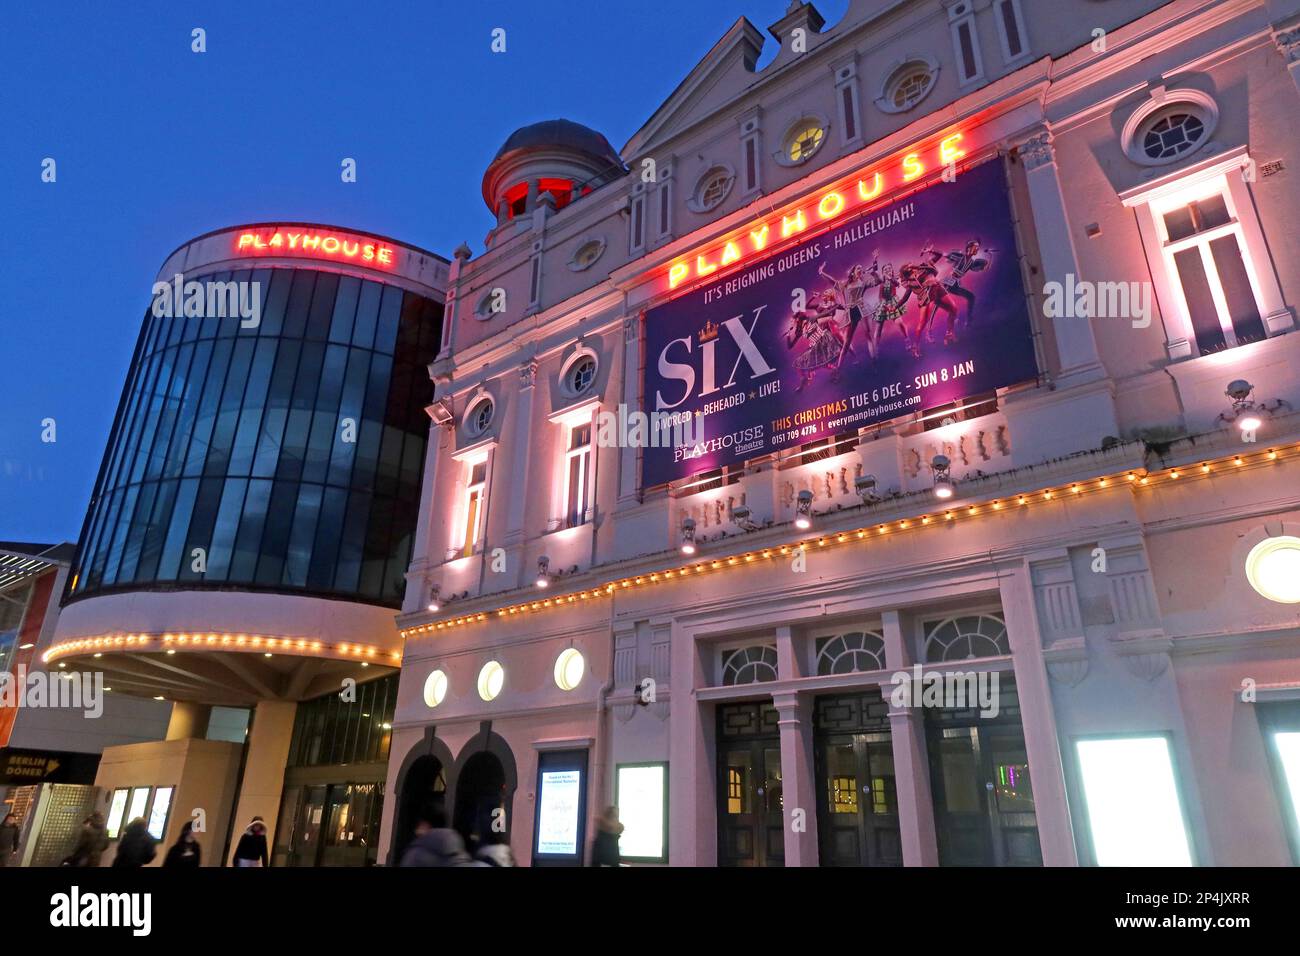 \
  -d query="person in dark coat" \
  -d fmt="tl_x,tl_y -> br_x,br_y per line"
112,818 -> 157,868
162,820 -> 201,868
0,812 -> 19,866
590,805 -> 623,867
399,806 -> 471,867
64,812 -> 109,867
231,816 -> 269,867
